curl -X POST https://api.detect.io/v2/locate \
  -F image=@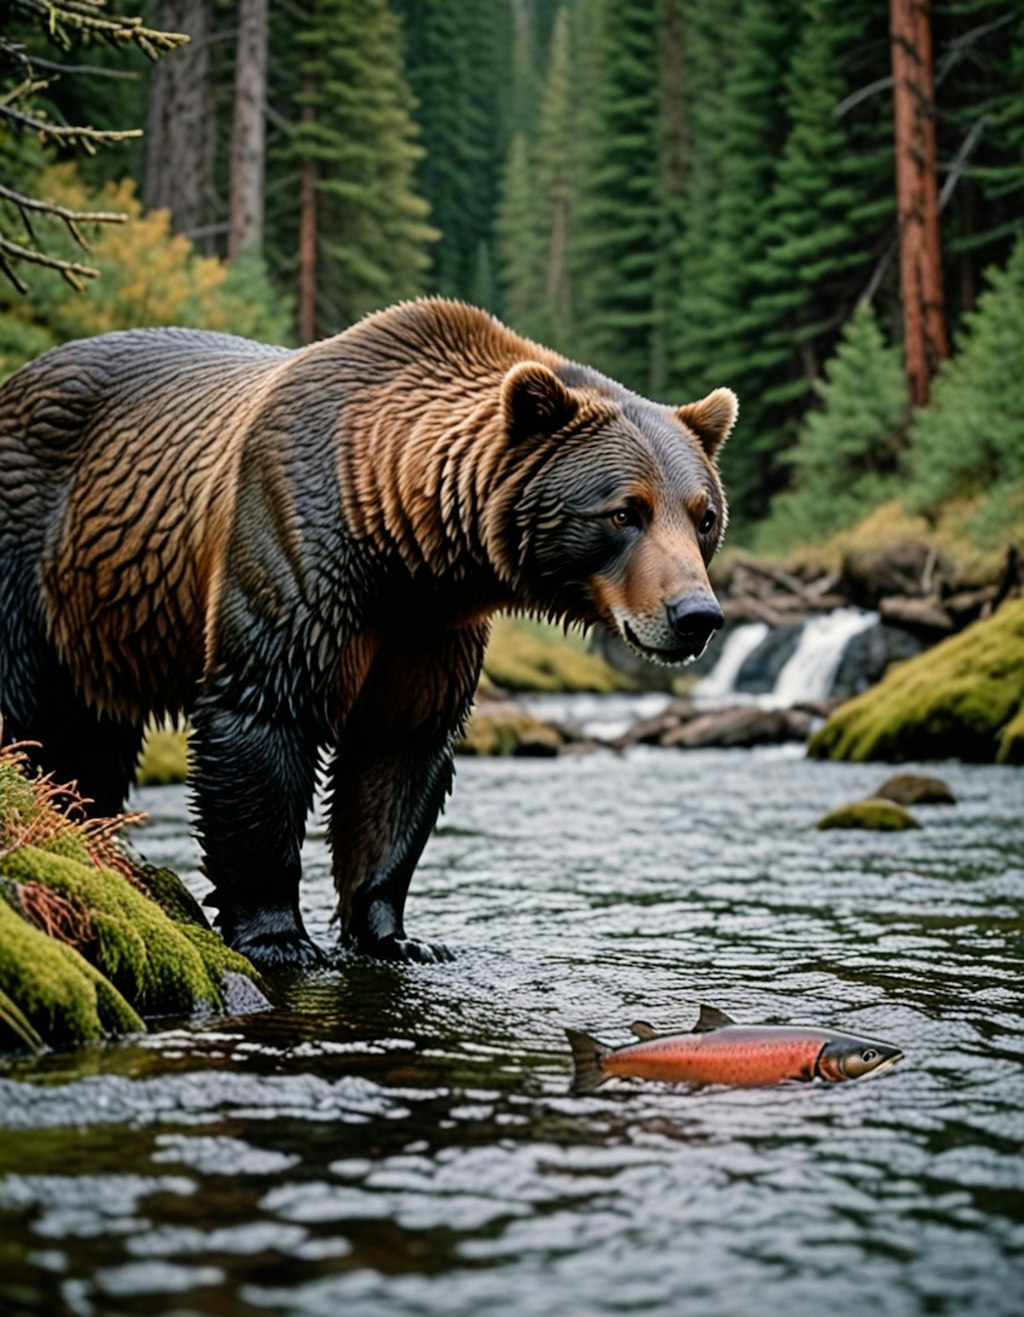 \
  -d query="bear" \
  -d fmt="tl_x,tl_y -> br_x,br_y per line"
0,299 -> 736,968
